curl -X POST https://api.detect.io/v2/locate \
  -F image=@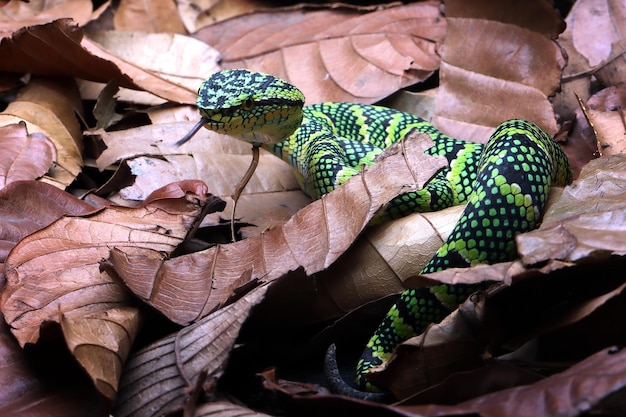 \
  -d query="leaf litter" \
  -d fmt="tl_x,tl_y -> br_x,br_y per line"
0,0 -> 625,416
